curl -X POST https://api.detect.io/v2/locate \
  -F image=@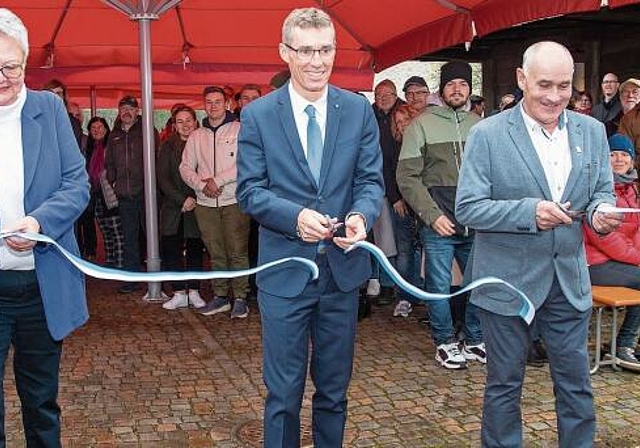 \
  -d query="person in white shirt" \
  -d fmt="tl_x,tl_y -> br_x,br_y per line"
0,9 -> 89,446
456,41 -> 622,448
